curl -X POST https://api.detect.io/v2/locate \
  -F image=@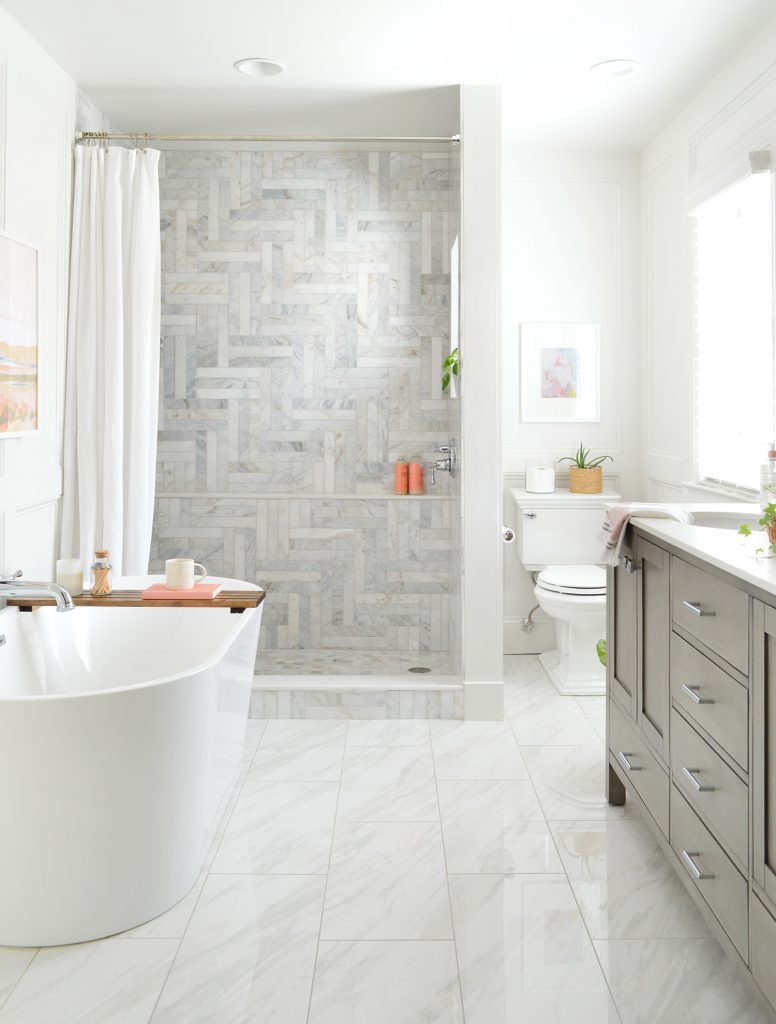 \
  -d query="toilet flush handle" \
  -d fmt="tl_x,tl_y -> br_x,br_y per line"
523,511 -> 536,519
